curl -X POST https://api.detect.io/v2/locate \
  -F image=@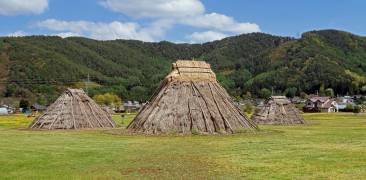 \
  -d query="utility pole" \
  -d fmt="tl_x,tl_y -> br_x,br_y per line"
85,73 -> 90,95
271,87 -> 274,96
